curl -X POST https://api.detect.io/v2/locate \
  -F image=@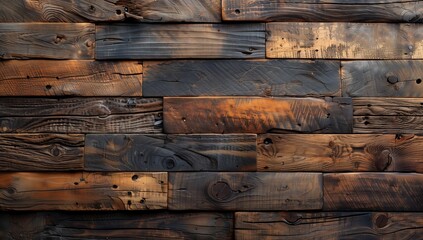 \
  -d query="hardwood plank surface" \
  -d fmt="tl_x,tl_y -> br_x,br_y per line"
169,172 -> 322,210
85,134 -> 257,171
0,134 -> 84,171
164,97 -> 353,134
266,22 -> 423,59
235,212 -> 423,240
0,23 -> 94,59
96,24 -> 265,59
143,60 -> 341,97
257,134 -> 423,172
324,173 -> 423,211
0,172 -> 167,210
